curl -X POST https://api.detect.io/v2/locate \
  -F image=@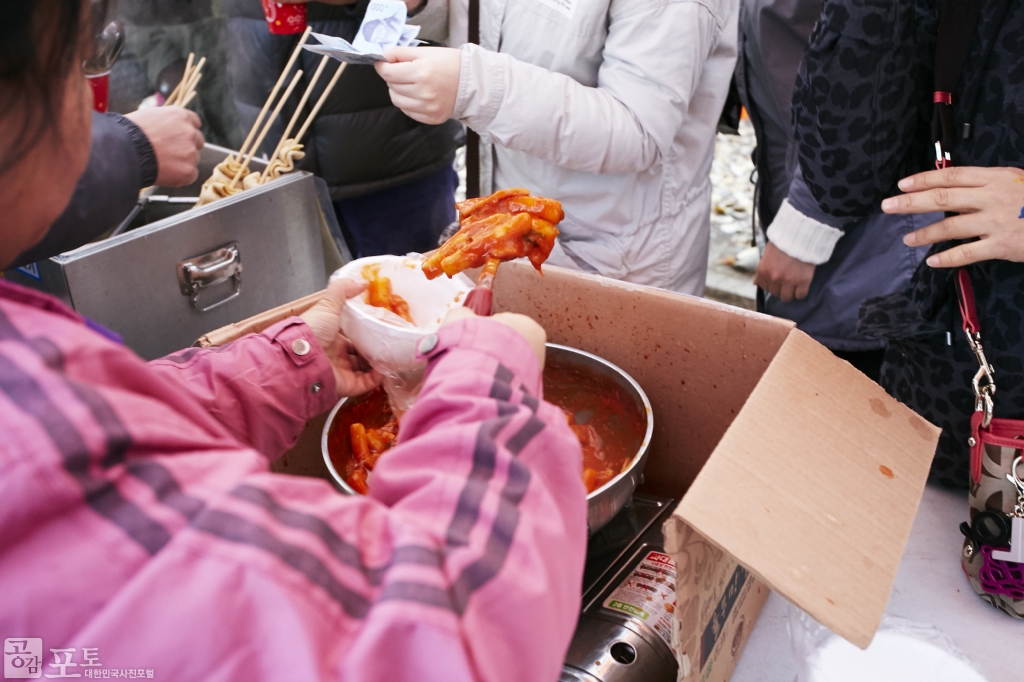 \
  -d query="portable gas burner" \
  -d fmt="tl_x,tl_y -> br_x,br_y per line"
562,494 -> 680,682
